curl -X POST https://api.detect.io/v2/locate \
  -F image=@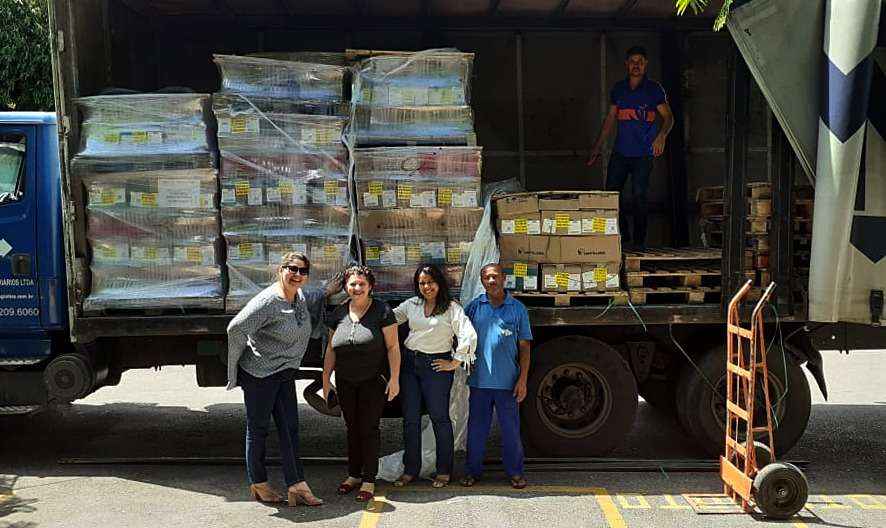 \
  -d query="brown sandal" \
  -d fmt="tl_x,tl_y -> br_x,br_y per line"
432,475 -> 450,488
393,474 -> 415,487
510,475 -> 527,489
460,475 -> 478,487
